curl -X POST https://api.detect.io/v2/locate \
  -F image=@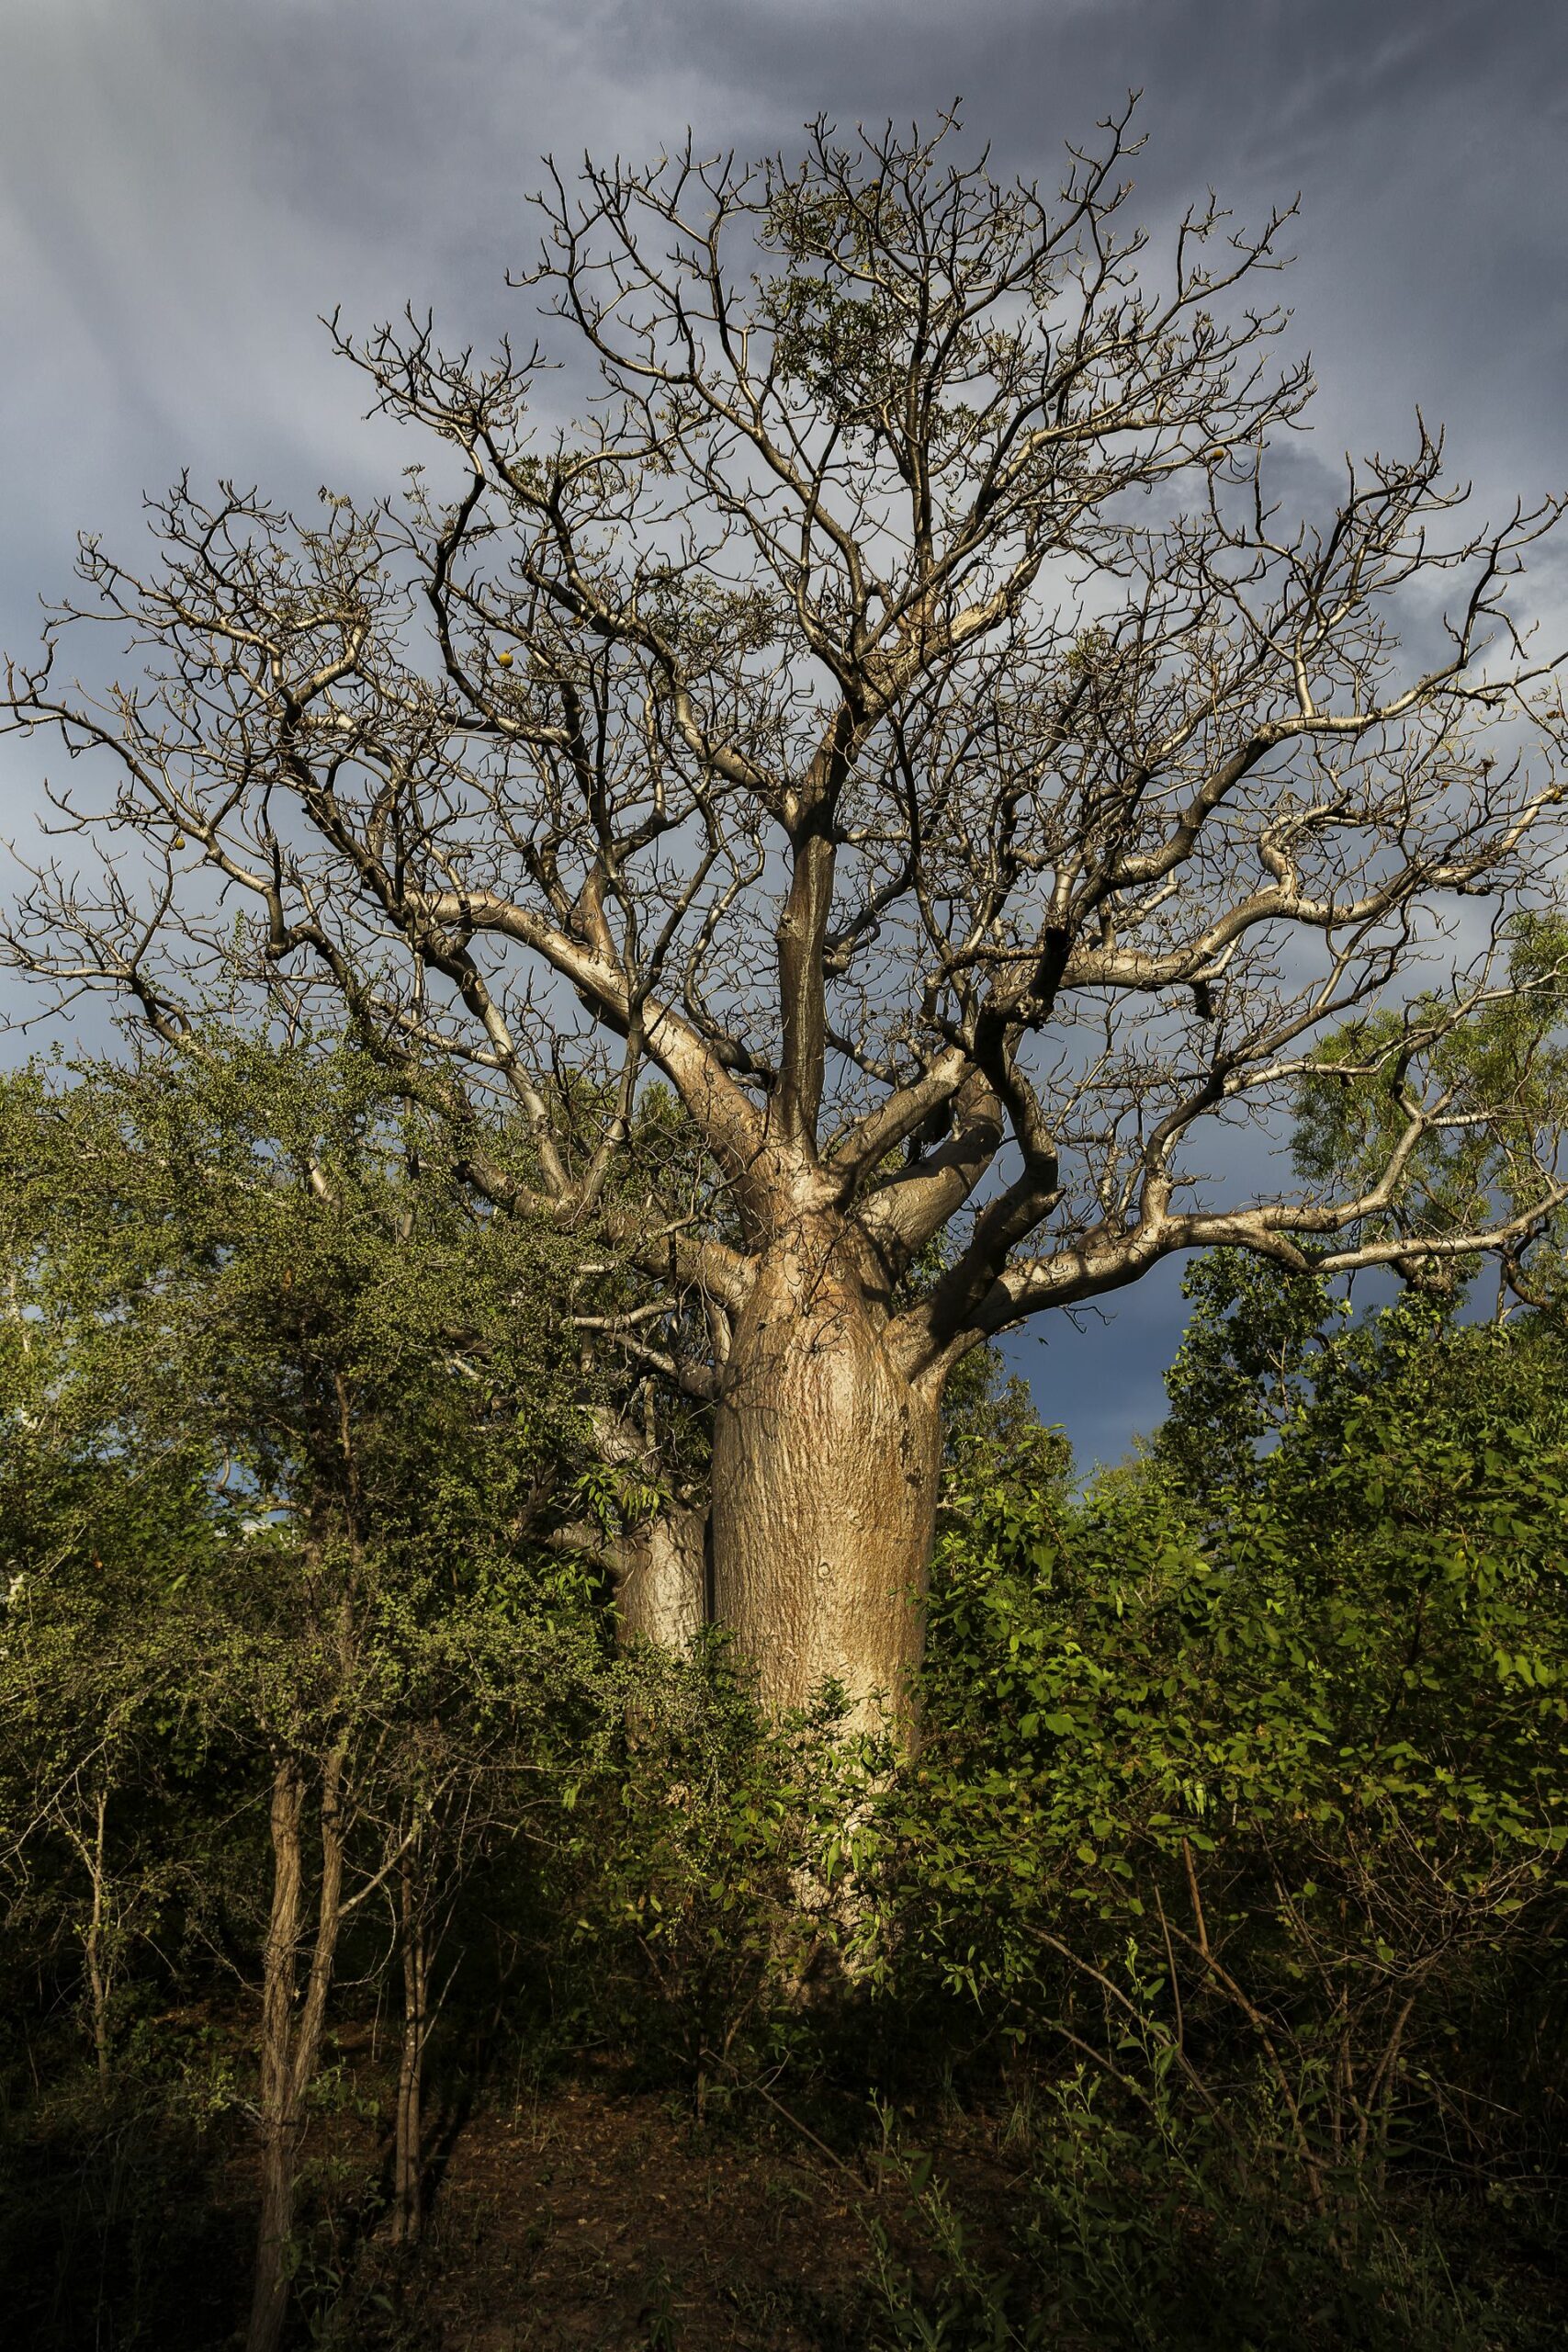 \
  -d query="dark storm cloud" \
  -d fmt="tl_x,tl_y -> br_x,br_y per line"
2,0 -> 1563,1458
4,0 -> 1562,581
617,0 -> 1568,469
